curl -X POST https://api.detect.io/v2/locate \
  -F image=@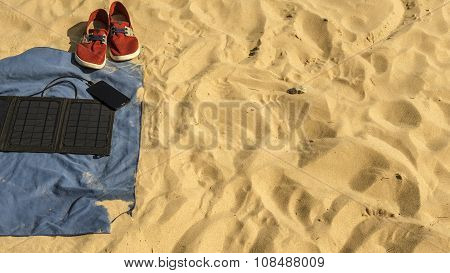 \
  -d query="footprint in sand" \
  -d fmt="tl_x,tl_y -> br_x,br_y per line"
370,53 -> 389,74
272,175 -> 319,227
331,57 -> 370,101
380,100 -> 422,128
300,11 -> 332,58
